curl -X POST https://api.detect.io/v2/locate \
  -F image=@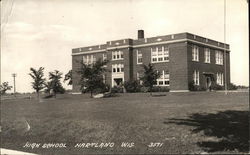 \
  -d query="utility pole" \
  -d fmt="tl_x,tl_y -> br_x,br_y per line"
12,73 -> 17,96
224,0 -> 228,95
